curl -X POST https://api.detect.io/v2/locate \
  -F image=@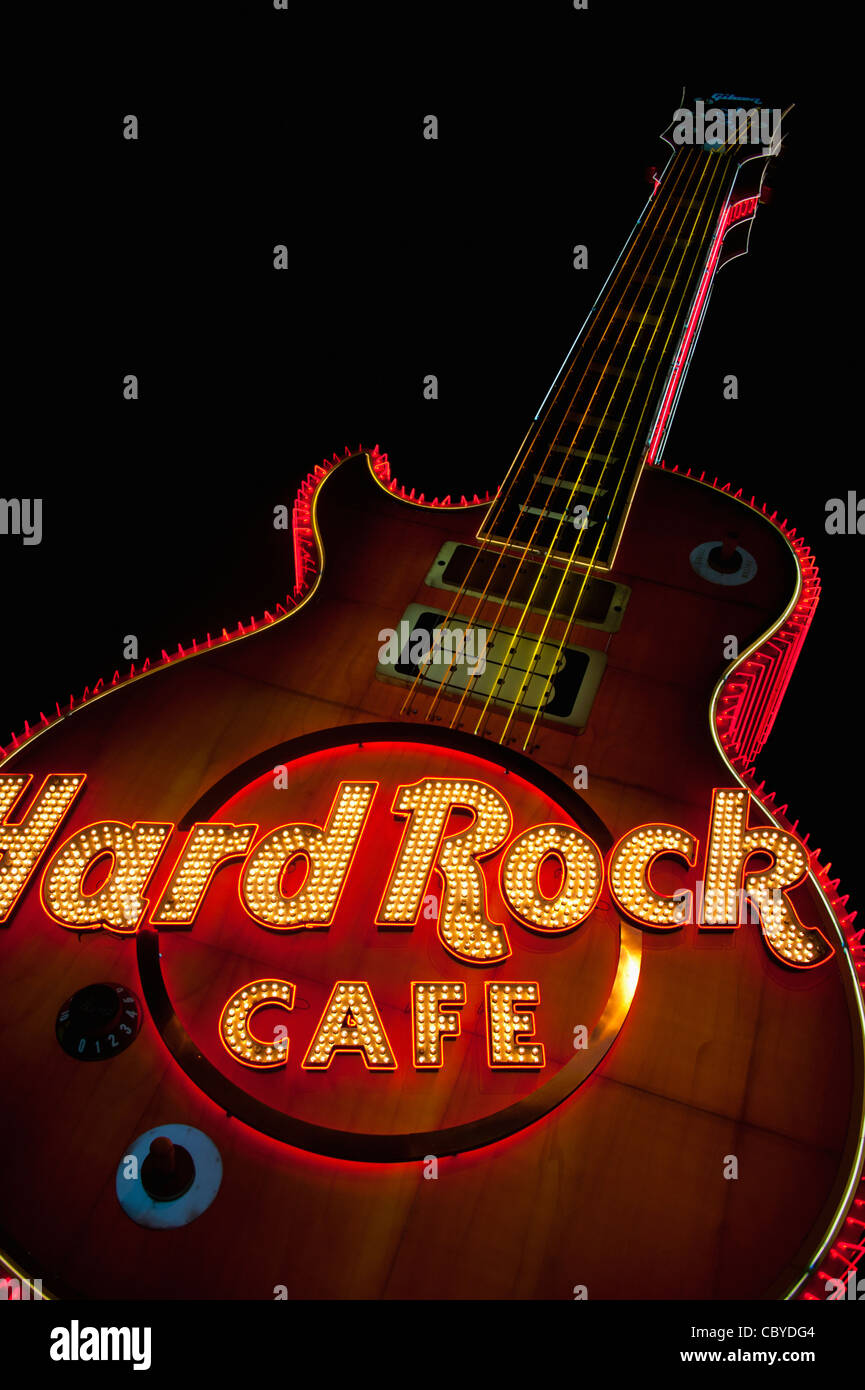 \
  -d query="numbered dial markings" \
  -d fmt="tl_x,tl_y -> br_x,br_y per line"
55,982 -> 143,1061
